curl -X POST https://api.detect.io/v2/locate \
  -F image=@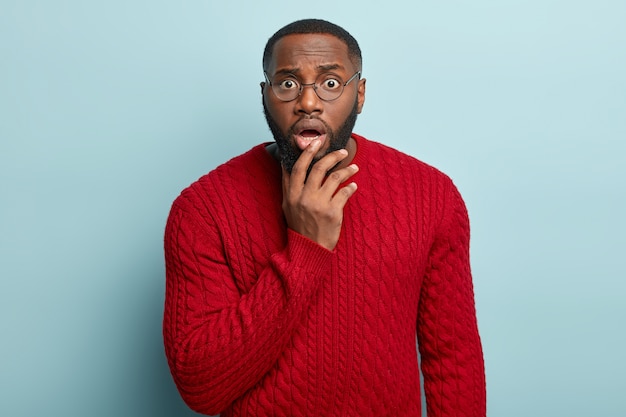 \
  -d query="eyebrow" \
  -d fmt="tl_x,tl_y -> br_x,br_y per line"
272,63 -> 345,77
